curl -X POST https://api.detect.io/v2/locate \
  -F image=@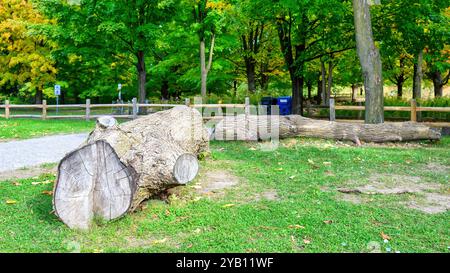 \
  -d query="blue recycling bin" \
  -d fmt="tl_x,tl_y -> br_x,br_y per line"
277,96 -> 292,115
